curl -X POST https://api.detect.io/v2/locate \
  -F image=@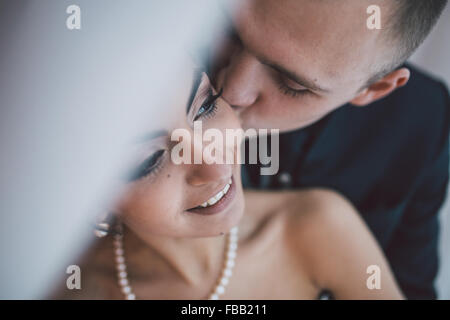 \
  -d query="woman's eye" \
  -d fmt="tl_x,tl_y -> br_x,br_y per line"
129,149 -> 165,181
194,88 -> 223,121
